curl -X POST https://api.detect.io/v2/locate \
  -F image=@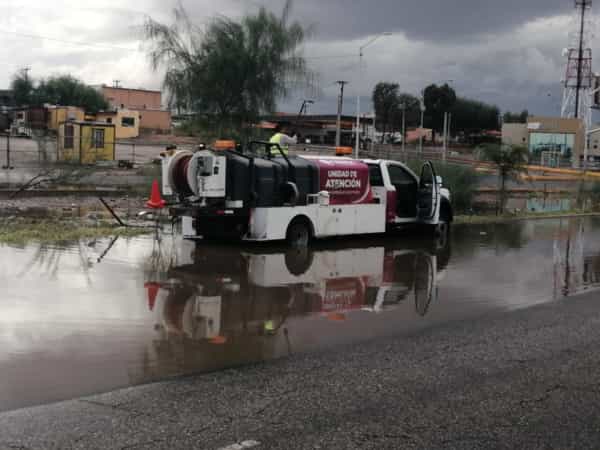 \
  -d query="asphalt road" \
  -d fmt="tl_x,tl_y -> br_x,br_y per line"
3,289 -> 600,449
